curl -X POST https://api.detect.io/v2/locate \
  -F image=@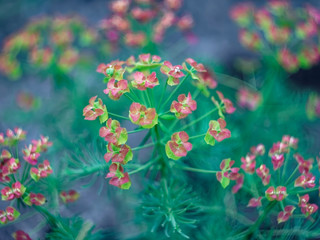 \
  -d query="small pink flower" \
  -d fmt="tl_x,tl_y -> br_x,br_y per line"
104,143 -> 133,165
265,186 -> 287,201
138,53 -> 161,64
1,158 -> 20,176
254,8 -> 272,29
277,205 -> 295,224
194,69 -> 217,97
250,144 -> 265,156
212,91 -> 236,116
1,187 -> 14,201
60,190 -> 80,203
165,0 -> 182,10
271,154 -> 284,170
294,153 -> 313,174
22,144 -> 40,165
165,131 -> 192,160
96,60 -> 125,79
30,160 -> 53,182
23,193 -> 46,206
131,7 -> 155,23
124,32 -> 146,47
12,182 -> 26,198
4,207 -> 20,222
278,48 -> 299,73
185,58 -> 206,73
99,118 -> 128,145
110,0 -> 129,15
131,72 -> 159,90
83,96 -> 108,122
161,61 -> 185,86
237,87 -> 262,111
282,135 -> 298,149
170,92 -> 197,119
239,30 -> 263,51
256,164 -> 270,186
294,173 -> 316,189
269,141 -> 288,156
106,163 -> 131,189
299,195 -> 318,217
177,15 -> 193,31
204,118 -> 231,146
241,154 -> 256,174
129,103 -> 158,129
12,230 -> 32,240
103,78 -> 129,100
247,197 -> 262,207
216,158 -> 242,191
230,3 -> 254,27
